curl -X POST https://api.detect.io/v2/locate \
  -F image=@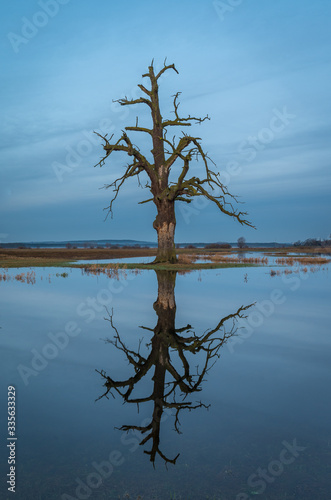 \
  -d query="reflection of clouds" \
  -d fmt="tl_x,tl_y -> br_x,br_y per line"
97,270 -> 253,465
